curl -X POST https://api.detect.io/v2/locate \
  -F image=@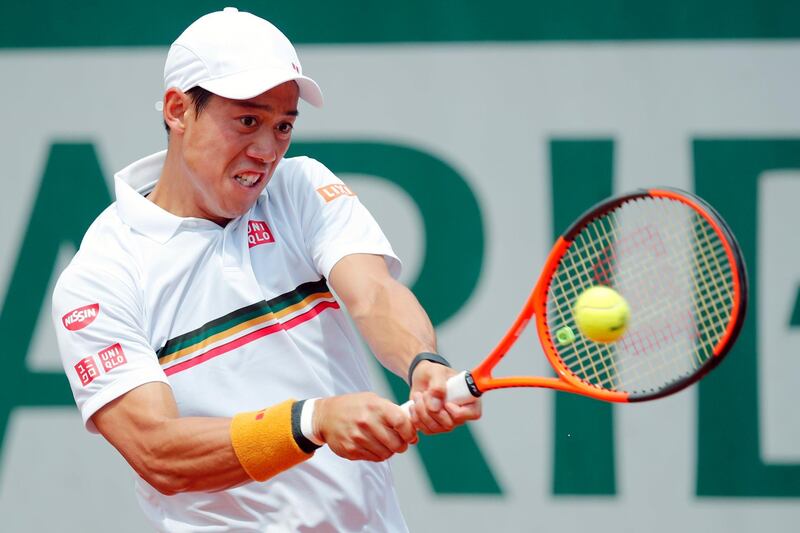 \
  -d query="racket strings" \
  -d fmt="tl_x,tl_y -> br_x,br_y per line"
589,208 -> 731,389
601,202 -> 733,387
553,213 -> 658,386
546,196 -> 736,395
583,214 -> 731,389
